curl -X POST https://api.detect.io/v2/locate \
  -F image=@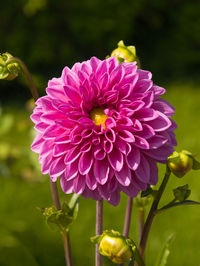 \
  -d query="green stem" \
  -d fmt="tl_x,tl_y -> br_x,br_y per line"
138,207 -> 145,245
96,199 -> 103,266
63,229 -> 73,266
139,167 -> 171,259
123,197 -> 133,237
134,247 -> 146,266
119,197 -> 133,266
50,181 -> 73,266
156,199 -> 176,214
6,57 -> 39,101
